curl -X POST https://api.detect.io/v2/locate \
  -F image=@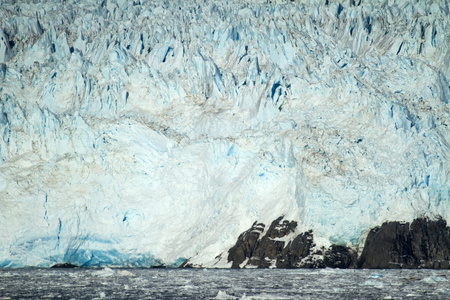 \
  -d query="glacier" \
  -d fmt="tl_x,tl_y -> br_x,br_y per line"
0,0 -> 449,268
